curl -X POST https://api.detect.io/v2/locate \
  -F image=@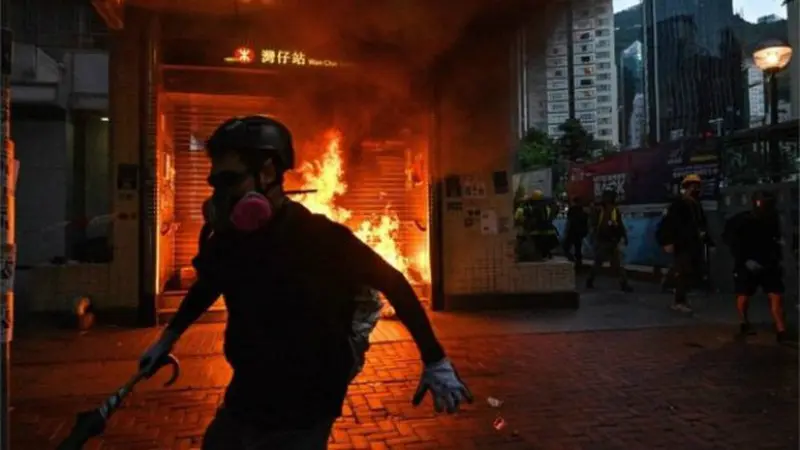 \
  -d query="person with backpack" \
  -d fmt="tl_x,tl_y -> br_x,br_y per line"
586,187 -> 633,292
515,190 -> 558,260
563,196 -> 589,269
656,174 -> 714,313
722,191 -> 788,343
138,116 -> 471,450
